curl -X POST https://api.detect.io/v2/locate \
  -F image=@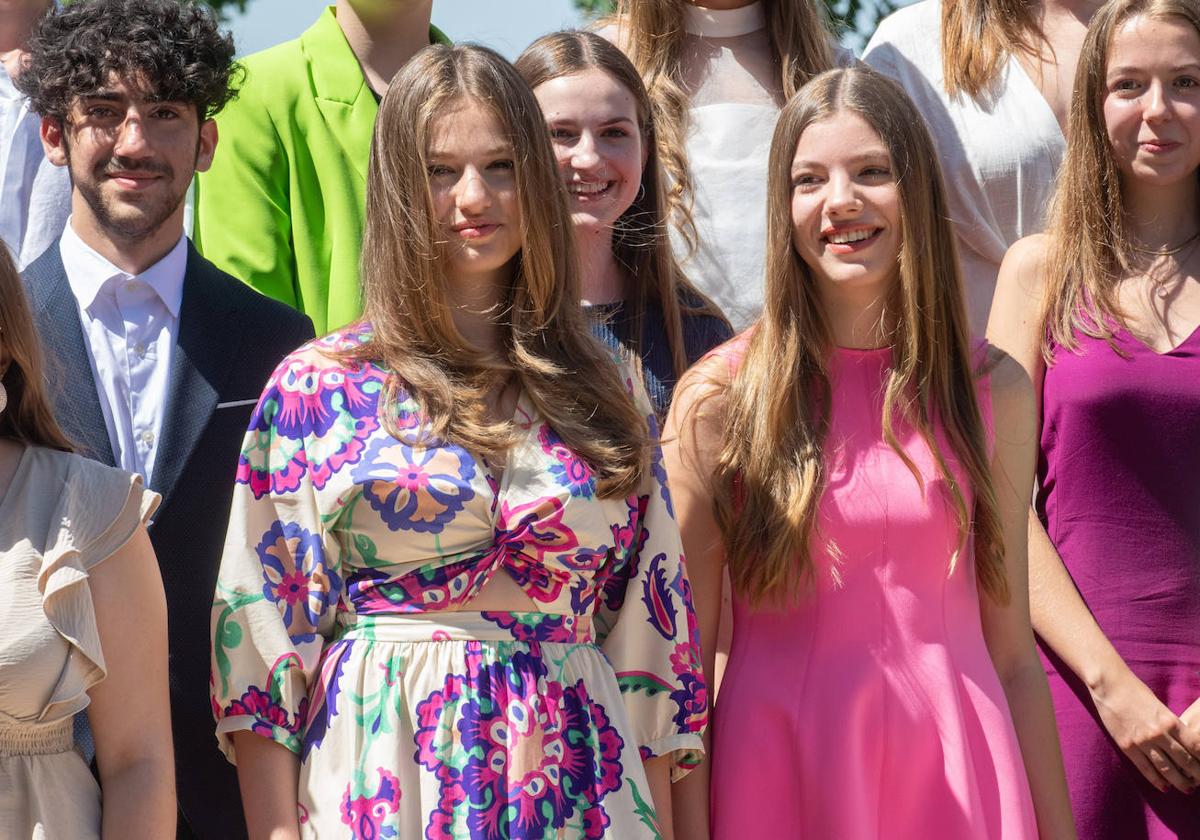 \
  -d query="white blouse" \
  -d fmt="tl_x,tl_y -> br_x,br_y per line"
864,0 -> 1066,334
